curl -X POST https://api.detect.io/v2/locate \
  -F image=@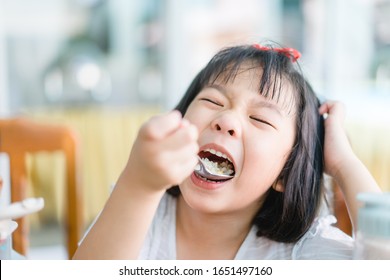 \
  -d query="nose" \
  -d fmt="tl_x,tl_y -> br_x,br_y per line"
211,112 -> 241,137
